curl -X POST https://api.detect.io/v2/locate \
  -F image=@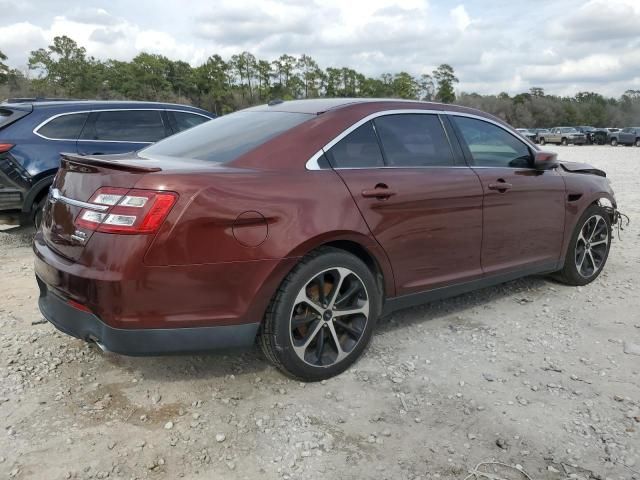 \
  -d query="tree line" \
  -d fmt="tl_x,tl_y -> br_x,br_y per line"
1,36 -> 639,127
